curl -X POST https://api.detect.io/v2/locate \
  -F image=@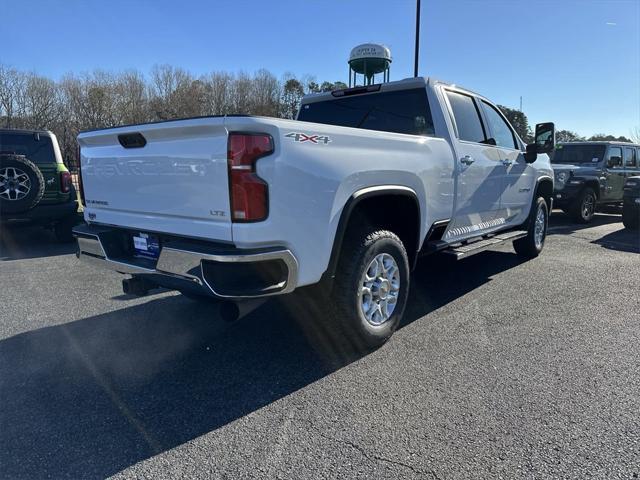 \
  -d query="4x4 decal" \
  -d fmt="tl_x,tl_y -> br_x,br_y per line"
285,132 -> 331,145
